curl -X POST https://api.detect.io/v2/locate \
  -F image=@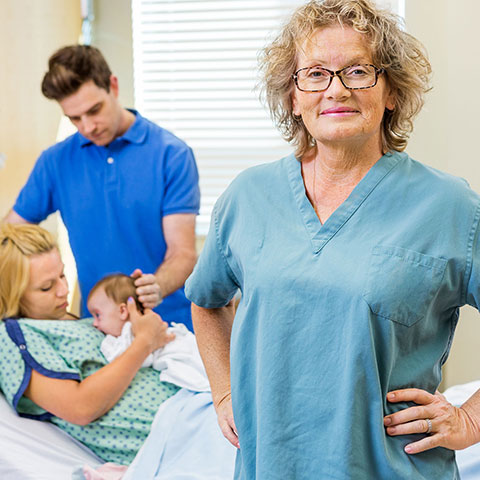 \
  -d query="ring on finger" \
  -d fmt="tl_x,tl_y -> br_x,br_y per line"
424,418 -> 432,435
